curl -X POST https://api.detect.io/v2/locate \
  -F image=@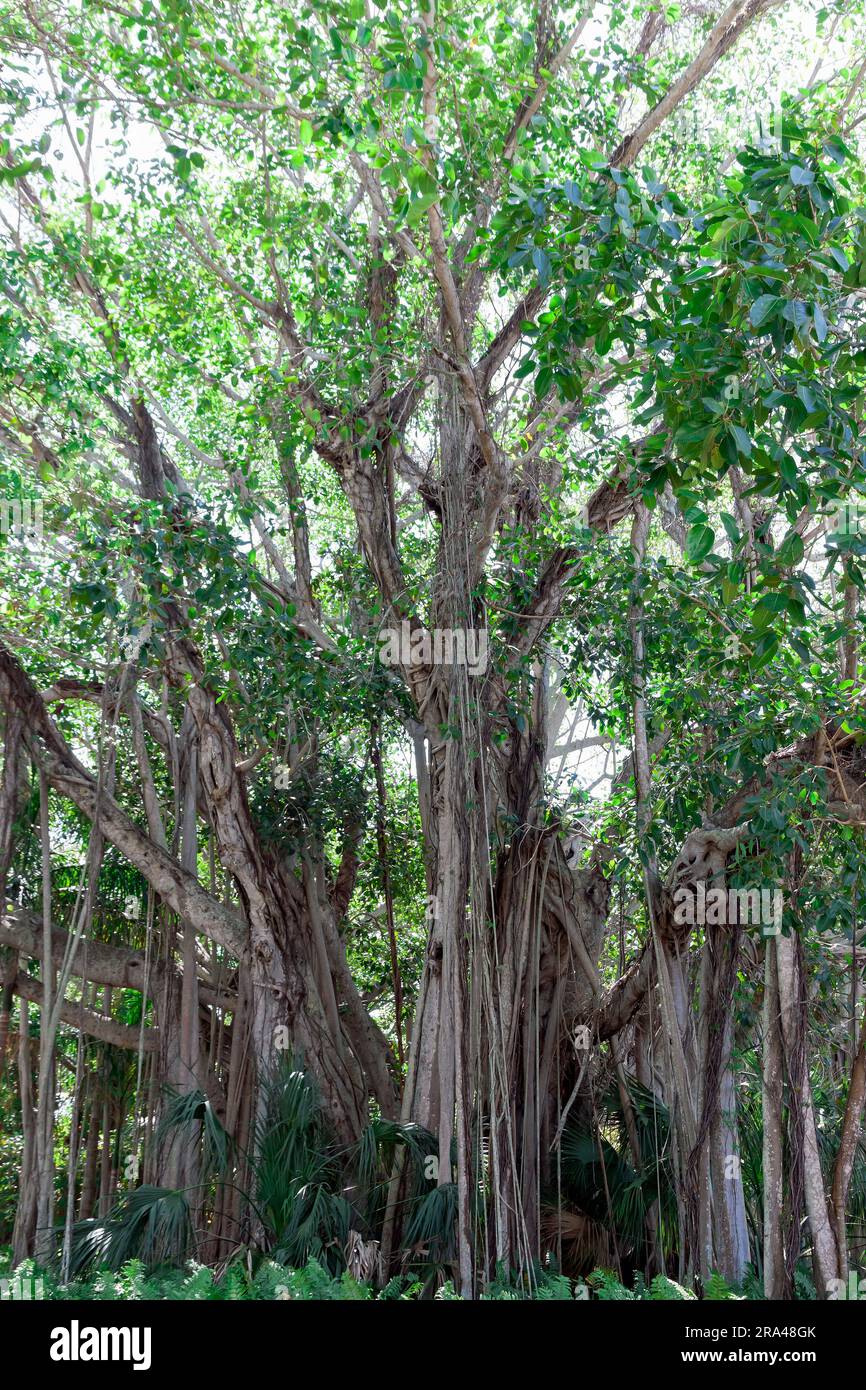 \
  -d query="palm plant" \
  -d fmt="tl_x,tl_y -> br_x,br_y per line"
64,1056 -> 443,1280
67,1187 -> 193,1278
254,1063 -> 354,1271
550,1079 -> 677,1277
